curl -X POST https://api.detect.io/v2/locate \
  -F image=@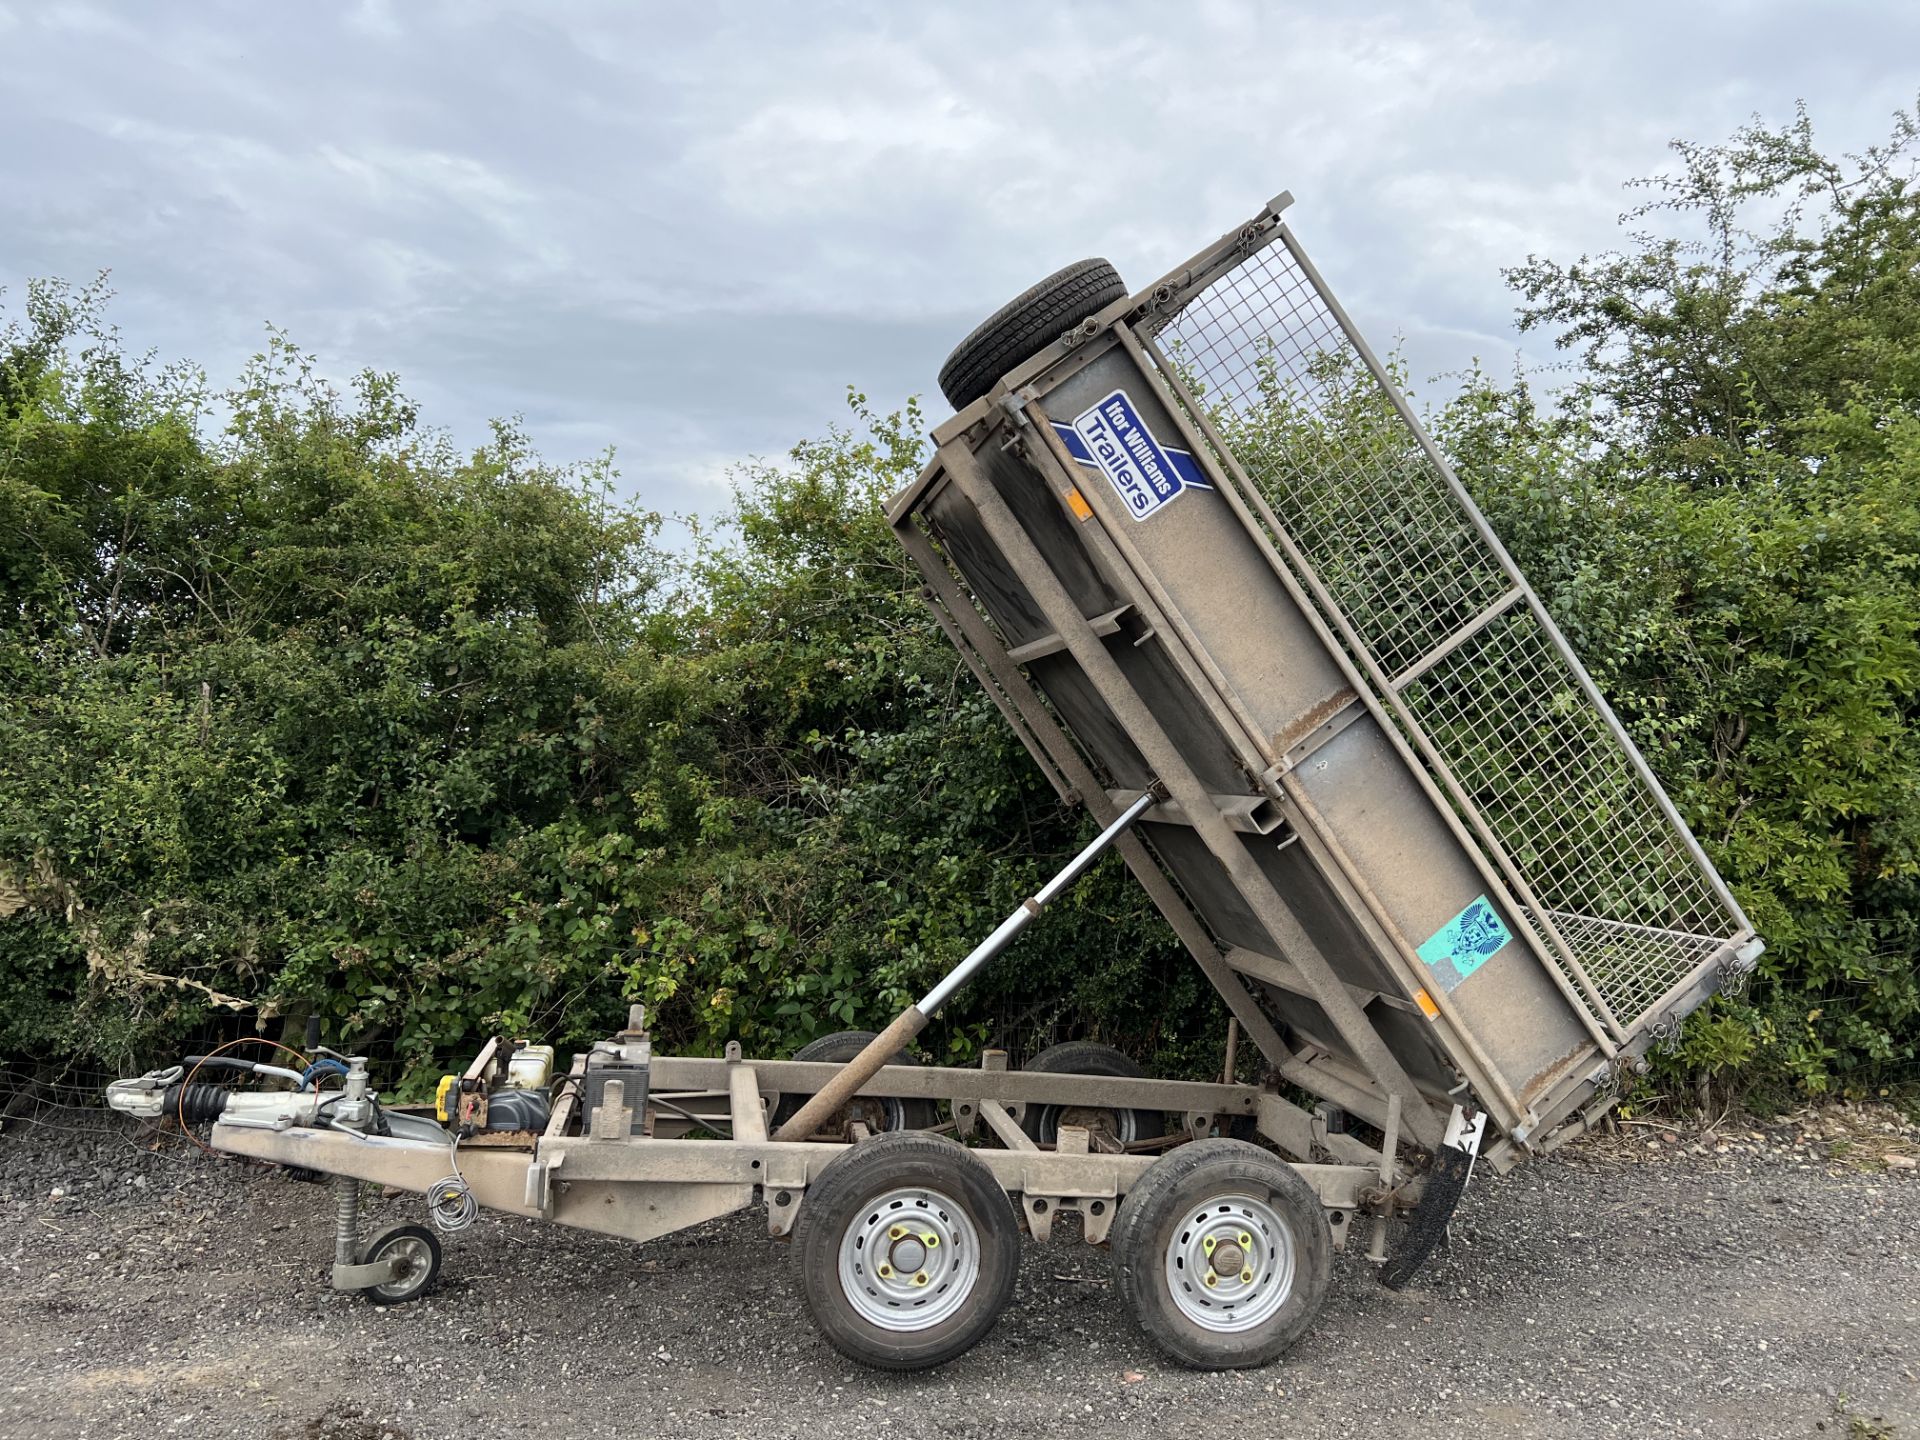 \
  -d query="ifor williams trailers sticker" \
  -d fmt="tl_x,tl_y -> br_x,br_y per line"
1054,388 -> 1211,521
